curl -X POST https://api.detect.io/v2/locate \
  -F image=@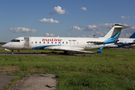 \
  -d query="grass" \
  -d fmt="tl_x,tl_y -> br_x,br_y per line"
57,72 -> 135,90
0,48 -> 135,90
